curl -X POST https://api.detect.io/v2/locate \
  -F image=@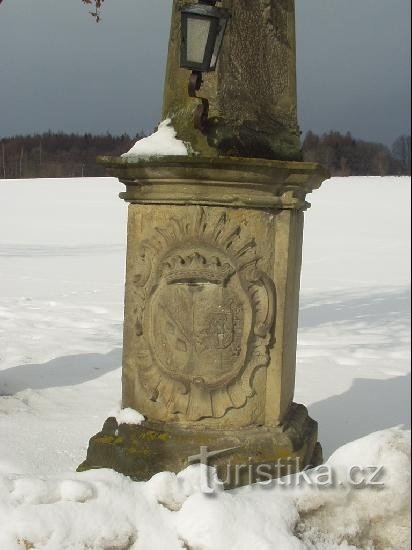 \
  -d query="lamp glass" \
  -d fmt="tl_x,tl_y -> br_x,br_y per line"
180,4 -> 230,72
210,17 -> 228,69
186,16 -> 212,65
